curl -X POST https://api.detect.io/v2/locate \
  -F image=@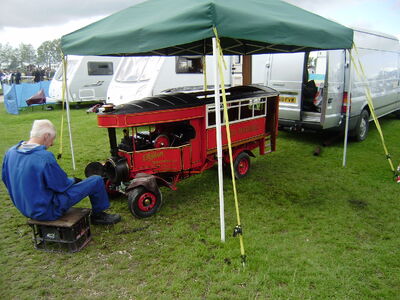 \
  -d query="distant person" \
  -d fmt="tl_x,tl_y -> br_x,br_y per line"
302,80 -> 318,111
2,119 -> 121,225
5,72 -> 12,84
33,69 -> 41,83
0,70 -> 4,86
15,70 -> 21,84
40,69 -> 45,81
